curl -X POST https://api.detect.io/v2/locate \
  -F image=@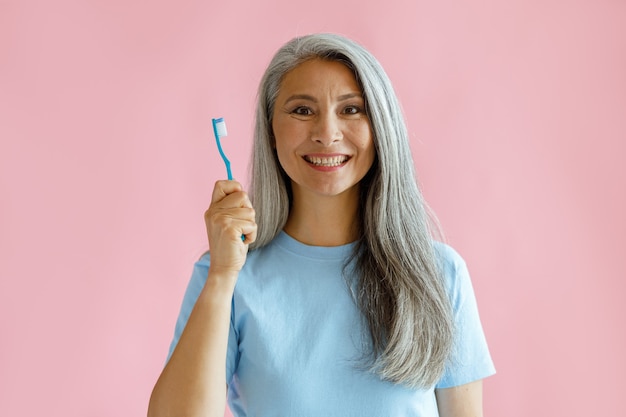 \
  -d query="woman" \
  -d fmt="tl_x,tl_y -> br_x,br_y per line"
149,33 -> 495,417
